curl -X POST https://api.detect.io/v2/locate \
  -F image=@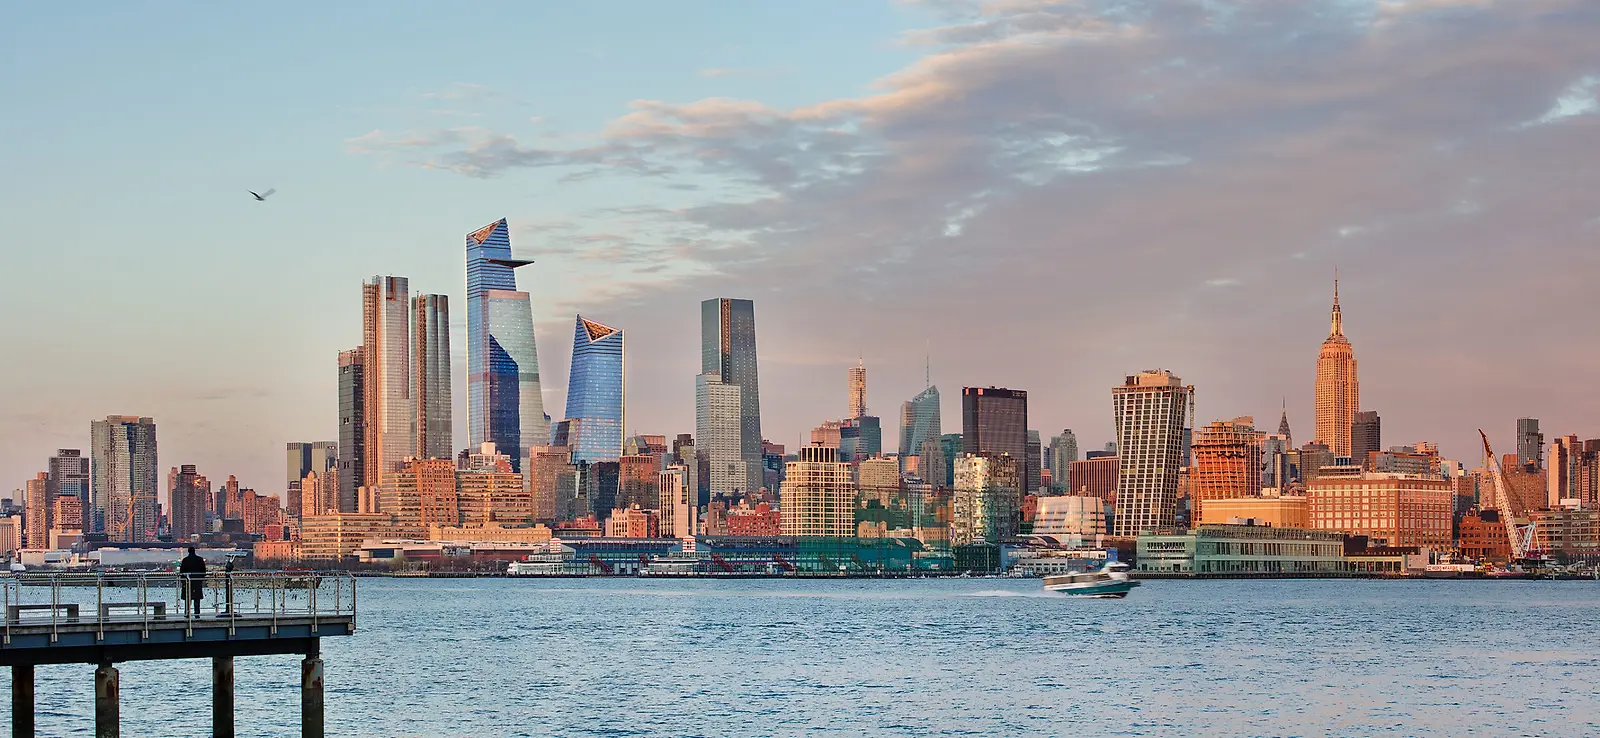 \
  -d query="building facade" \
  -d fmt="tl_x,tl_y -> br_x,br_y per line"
1516,417 -> 1544,470
779,444 -> 854,538
564,315 -> 626,464
899,386 -> 941,460
337,348 -> 365,512
47,449 -> 91,533
1351,411 -> 1381,468
952,453 -> 1021,545
465,218 -> 549,473
1191,417 -> 1262,522
962,387 -> 1029,494
1313,280 -> 1359,458
90,415 -> 158,541
1112,371 -> 1192,537
23,473 -> 49,549
413,293 -> 453,460
169,464 -> 208,540
847,360 -> 867,419
1068,455 -> 1118,504
363,275 -> 413,487
1198,495 -> 1309,528
1136,524 -> 1348,575
1032,495 -> 1105,536
1307,473 -> 1453,548
696,373 -> 756,496
699,297 -> 762,488
657,465 -> 695,539
1048,430 -> 1078,494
